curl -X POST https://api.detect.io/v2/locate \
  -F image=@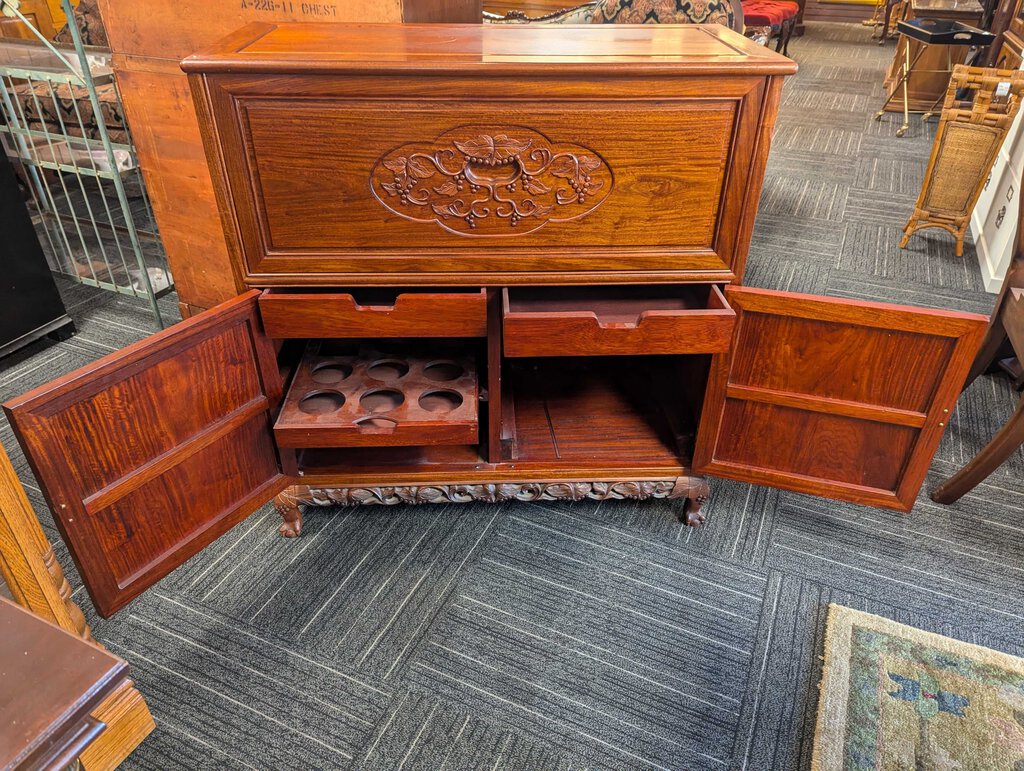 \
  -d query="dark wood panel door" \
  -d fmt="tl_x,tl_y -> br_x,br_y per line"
693,286 -> 987,511
3,292 -> 287,617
